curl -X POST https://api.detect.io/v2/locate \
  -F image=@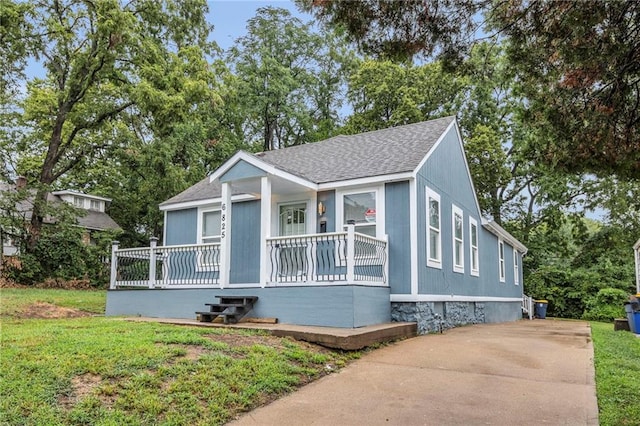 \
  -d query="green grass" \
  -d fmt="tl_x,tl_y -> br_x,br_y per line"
0,288 -> 106,317
0,288 -> 359,425
591,322 -> 640,425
